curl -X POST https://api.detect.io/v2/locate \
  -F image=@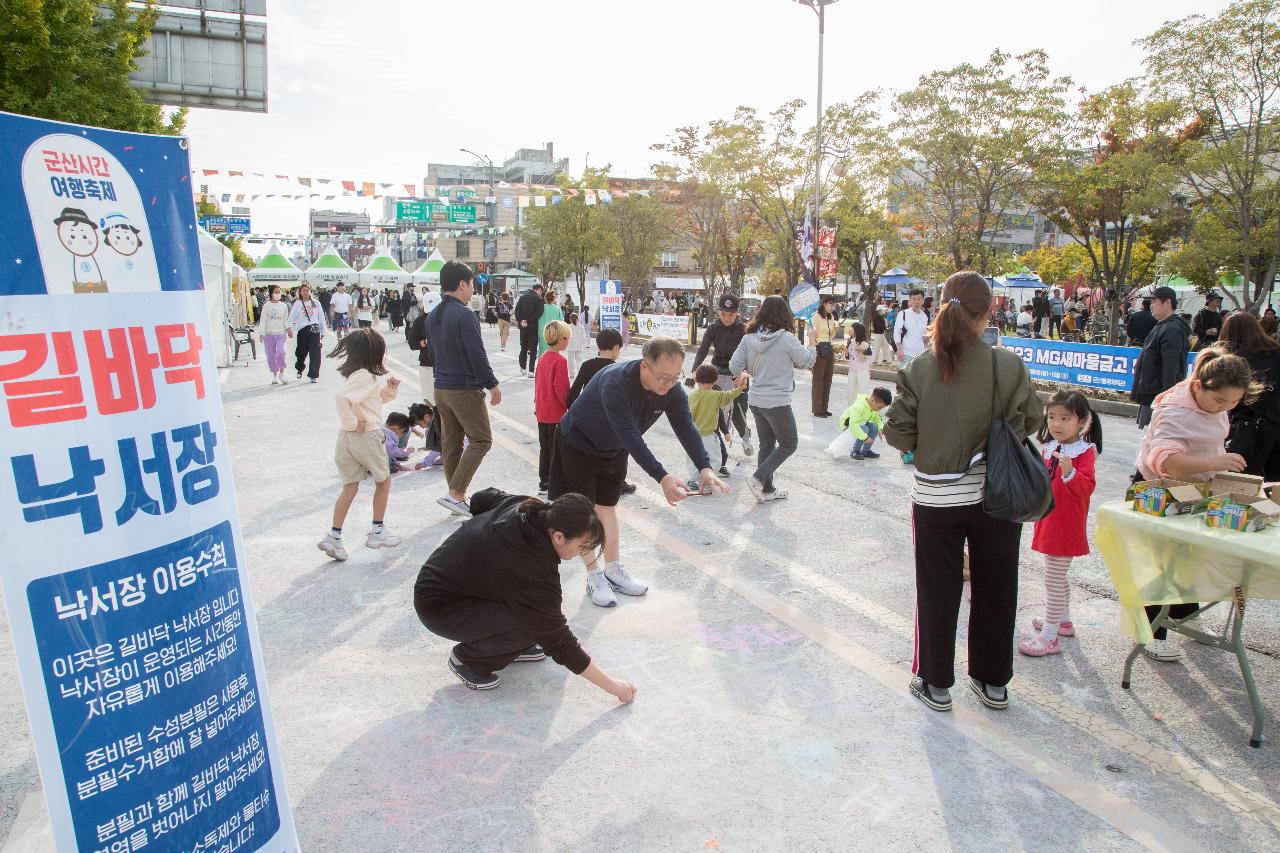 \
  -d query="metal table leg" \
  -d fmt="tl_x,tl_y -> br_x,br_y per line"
1121,604 -> 1166,690
1226,587 -> 1265,748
